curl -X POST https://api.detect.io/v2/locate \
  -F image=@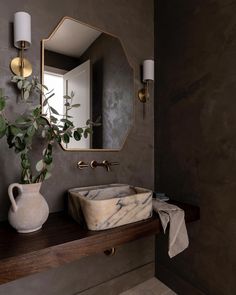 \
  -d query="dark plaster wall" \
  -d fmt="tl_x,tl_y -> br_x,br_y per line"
79,33 -> 133,149
155,1 -> 236,294
0,0 -> 154,294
